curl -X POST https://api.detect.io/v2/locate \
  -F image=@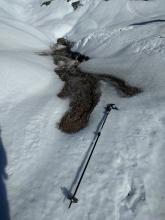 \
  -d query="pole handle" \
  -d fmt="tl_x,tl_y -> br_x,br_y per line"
105,104 -> 119,112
